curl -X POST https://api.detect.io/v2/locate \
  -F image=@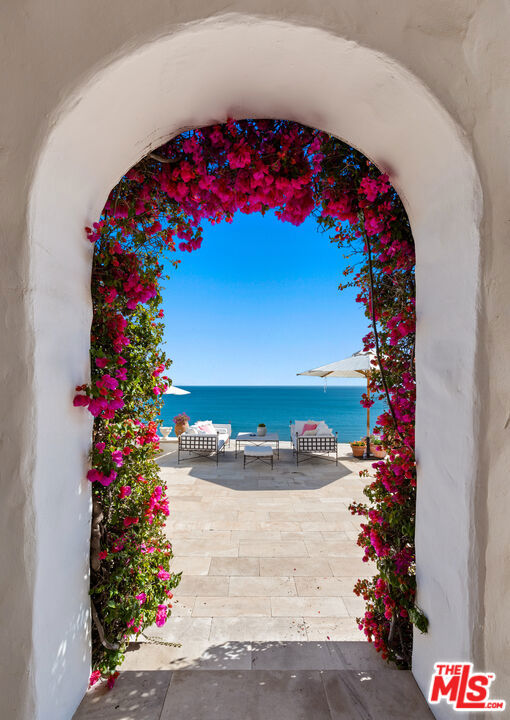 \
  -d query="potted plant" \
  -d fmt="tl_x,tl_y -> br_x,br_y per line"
173,412 -> 190,437
257,423 -> 267,437
350,439 -> 366,458
370,435 -> 387,459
